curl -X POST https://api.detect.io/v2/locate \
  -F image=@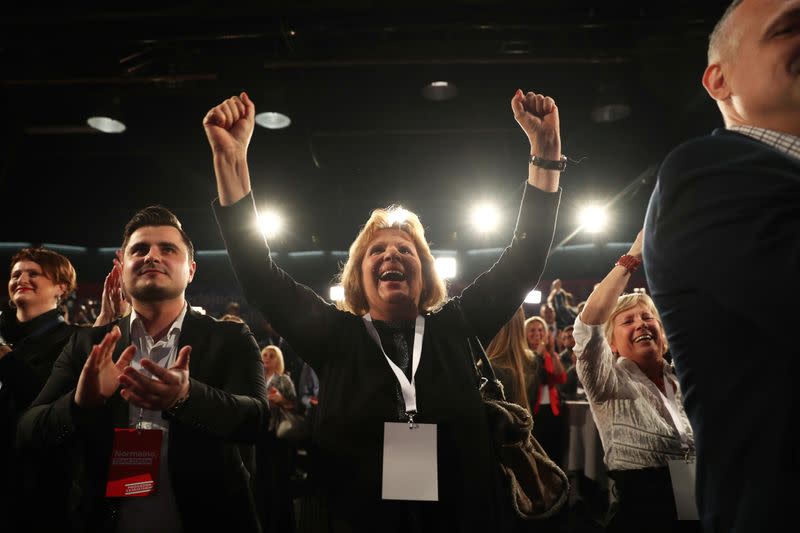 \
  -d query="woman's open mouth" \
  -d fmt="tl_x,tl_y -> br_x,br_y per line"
378,270 -> 406,282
